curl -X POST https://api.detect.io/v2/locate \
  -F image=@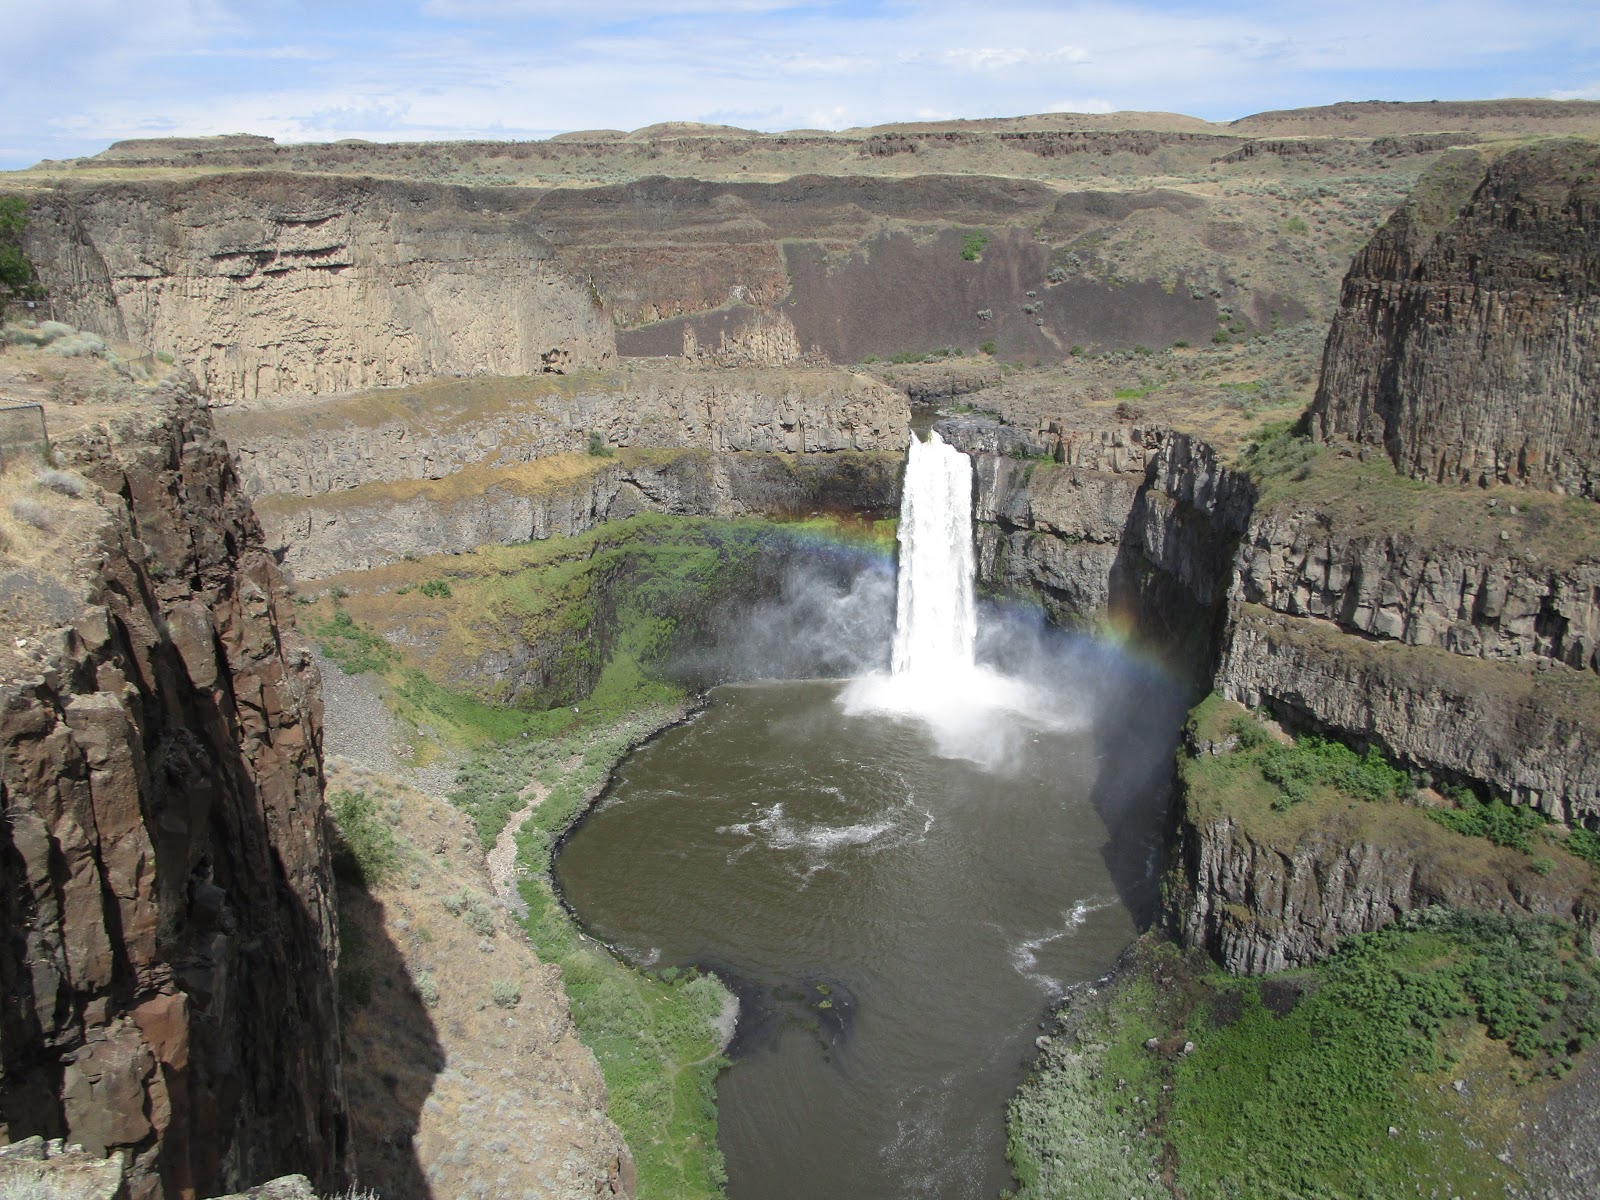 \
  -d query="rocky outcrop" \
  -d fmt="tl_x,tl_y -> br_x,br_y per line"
218,367 -> 908,499
1172,806 -> 1599,975
1218,605 -> 1600,822
1233,507 -> 1600,673
260,448 -> 902,580
1312,141 -> 1600,498
950,419 -> 1254,645
22,174 -> 616,403
0,378 -> 346,1197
